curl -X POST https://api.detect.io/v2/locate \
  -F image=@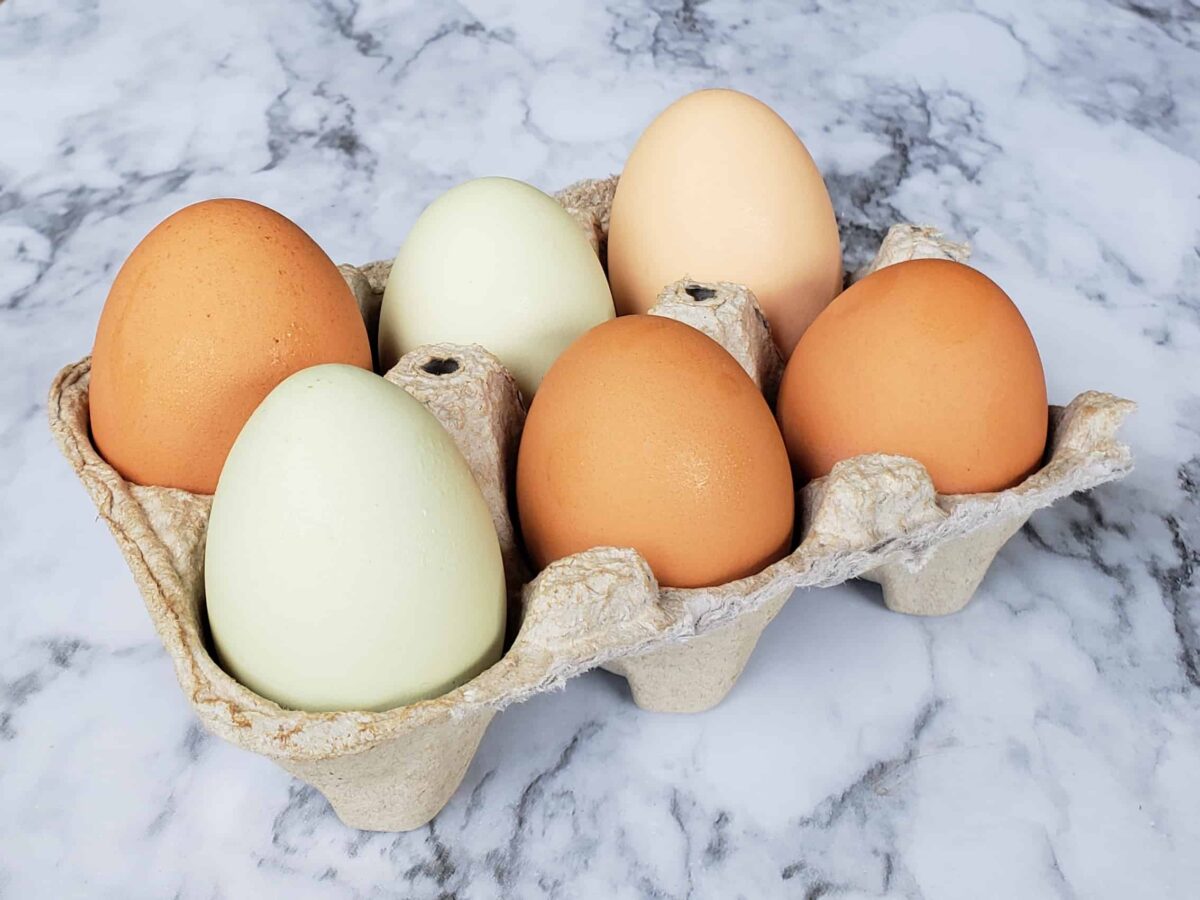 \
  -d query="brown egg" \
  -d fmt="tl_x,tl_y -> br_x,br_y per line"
89,199 -> 372,494
776,259 -> 1048,495
516,315 -> 794,589
607,89 -> 843,356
